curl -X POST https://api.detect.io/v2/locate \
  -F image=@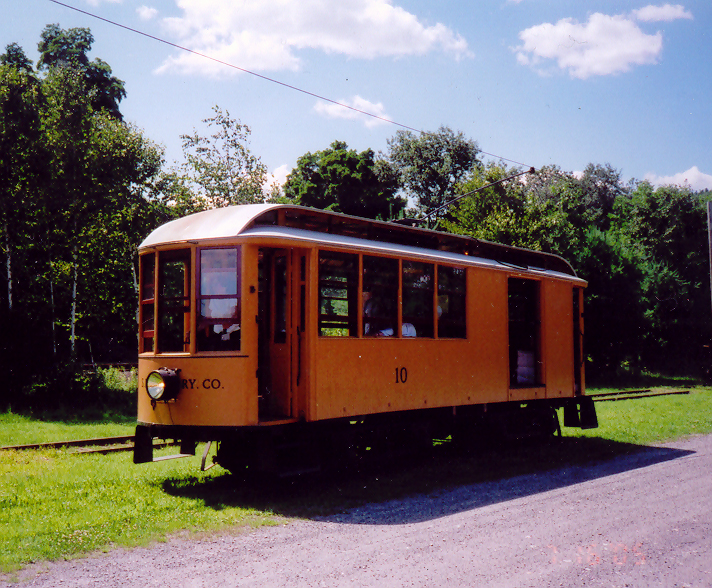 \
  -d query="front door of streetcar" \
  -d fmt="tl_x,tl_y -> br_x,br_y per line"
257,247 -> 309,421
